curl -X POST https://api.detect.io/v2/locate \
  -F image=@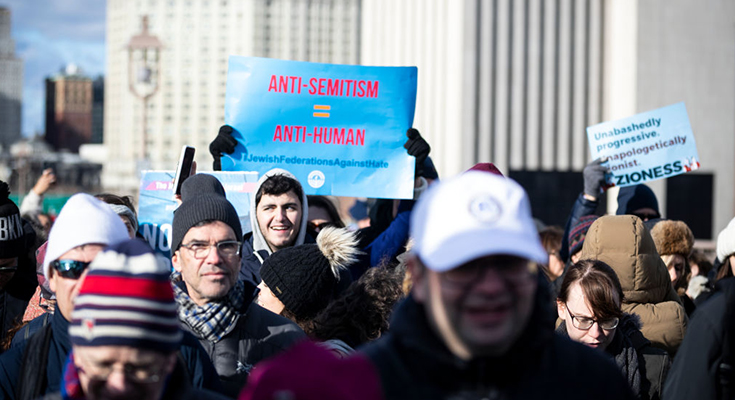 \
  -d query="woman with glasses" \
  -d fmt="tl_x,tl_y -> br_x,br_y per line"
557,259 -> 670,400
